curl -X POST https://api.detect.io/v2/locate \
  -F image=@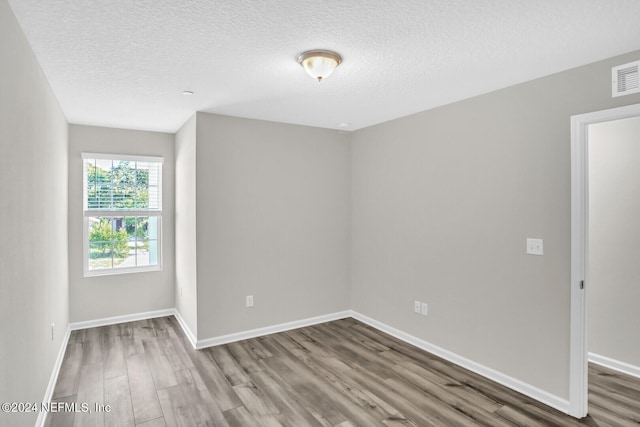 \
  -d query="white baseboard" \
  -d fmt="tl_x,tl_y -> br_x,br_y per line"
173,309 -> 197,349
69,308 -> 175,331
195,310 -> 352,349
350,311 -> 571,416
38,309 -> 174,426
589,352 -> 640,379
41,307 -> 575,423
36,324 -> 72,427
